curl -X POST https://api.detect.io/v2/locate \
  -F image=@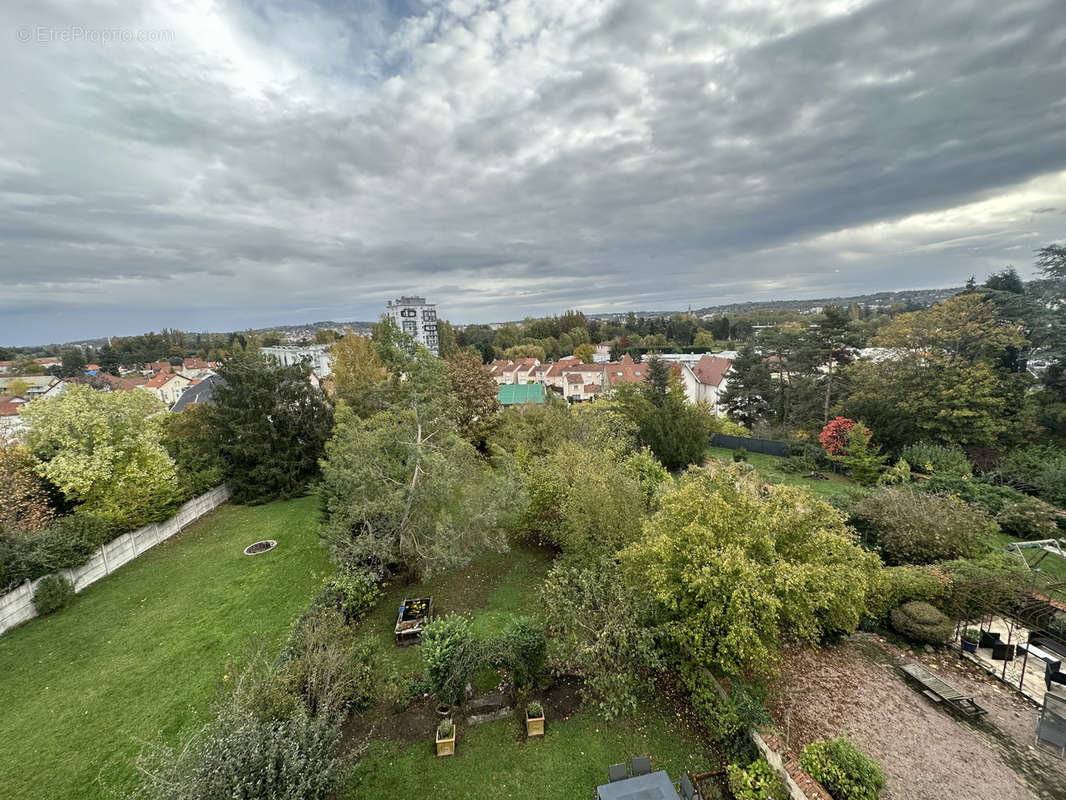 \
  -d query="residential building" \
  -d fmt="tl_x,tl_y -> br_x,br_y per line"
260,344 -> 333,378
145,372 -> 192,407
678,355 -> 732,413
386,296 -> 439,356
0,375 -> 58,397
0,398 -> 29,441
172,374 -> 224,412
604,354 -> 649,387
